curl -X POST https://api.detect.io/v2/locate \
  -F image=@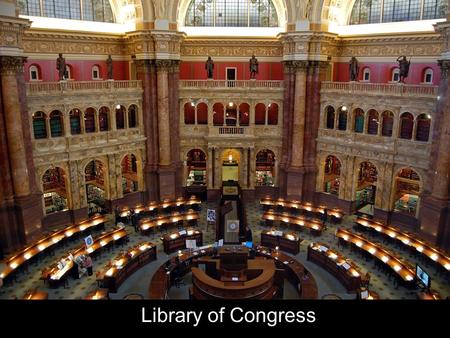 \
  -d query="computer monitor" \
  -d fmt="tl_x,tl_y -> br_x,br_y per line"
245,241 -> 253,249
360,289 -> 369,299
416,264 -> 431,289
